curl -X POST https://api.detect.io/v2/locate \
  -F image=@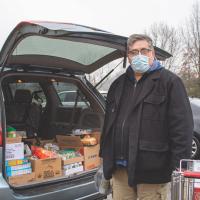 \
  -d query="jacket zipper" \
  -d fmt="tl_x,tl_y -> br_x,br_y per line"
120,82 -> 137,159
